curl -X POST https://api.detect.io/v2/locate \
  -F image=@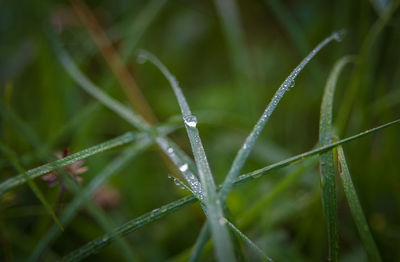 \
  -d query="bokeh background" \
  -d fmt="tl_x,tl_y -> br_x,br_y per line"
1,0 -> 400,261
